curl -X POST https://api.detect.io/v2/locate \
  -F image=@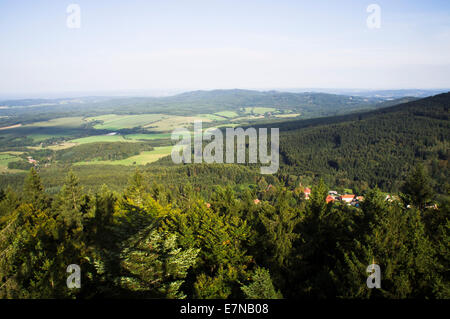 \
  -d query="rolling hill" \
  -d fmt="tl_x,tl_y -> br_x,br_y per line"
0,90 -> 402,127
273,92 -> 449,192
